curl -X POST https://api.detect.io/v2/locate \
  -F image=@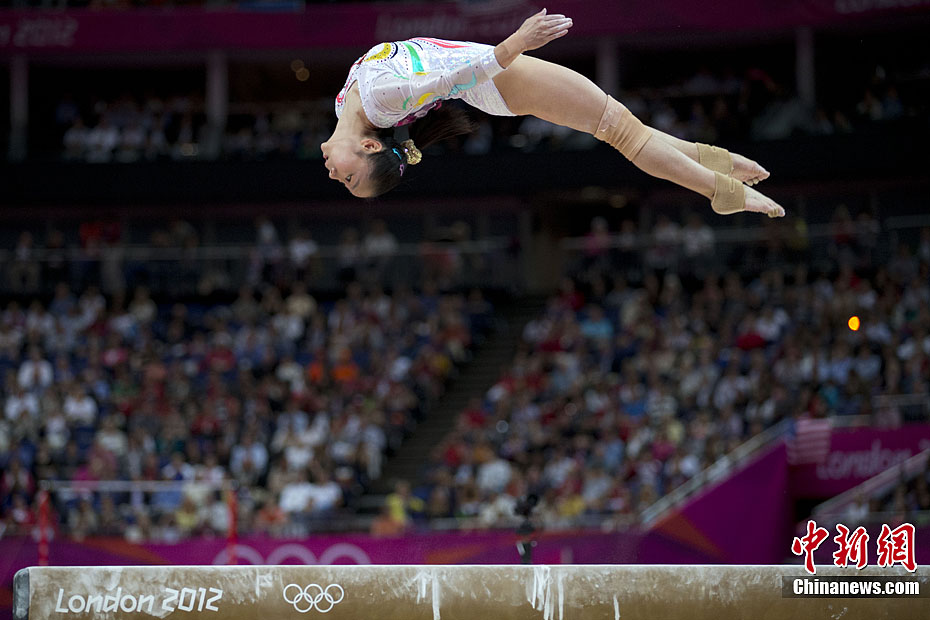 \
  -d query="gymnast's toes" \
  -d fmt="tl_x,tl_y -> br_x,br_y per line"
744,185 -> 784,218
731,153 -> 769,185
